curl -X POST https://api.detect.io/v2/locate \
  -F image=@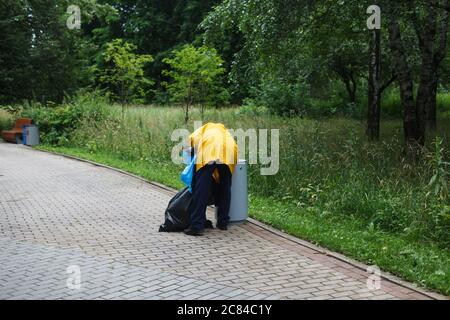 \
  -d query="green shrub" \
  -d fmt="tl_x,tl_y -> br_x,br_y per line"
22,92 -> 110,146
253,78 -> 310,116
0,108 -> 14,134
252,78 -> 365,118
307,98 -> 365,118
237,99 -> 270,116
